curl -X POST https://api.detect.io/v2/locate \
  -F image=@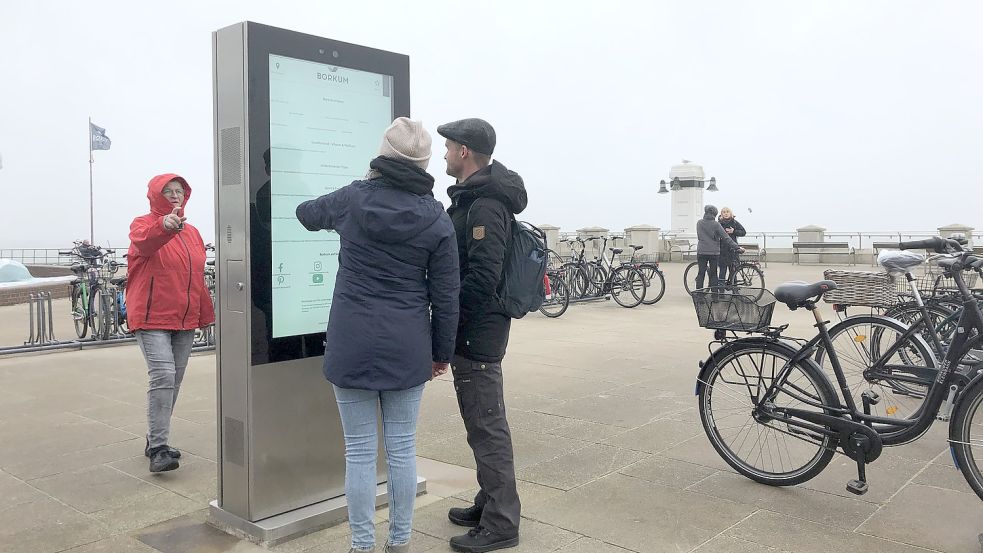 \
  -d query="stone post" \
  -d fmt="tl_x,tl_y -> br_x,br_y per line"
938,223 -> 975,248
624,224 -> 661,261
539,224 -> 560,250
796,225 -> 826,243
